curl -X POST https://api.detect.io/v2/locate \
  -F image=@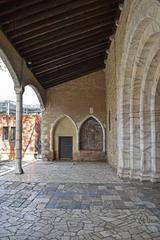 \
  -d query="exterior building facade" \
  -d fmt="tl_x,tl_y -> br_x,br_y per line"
0,101 -> 41,161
